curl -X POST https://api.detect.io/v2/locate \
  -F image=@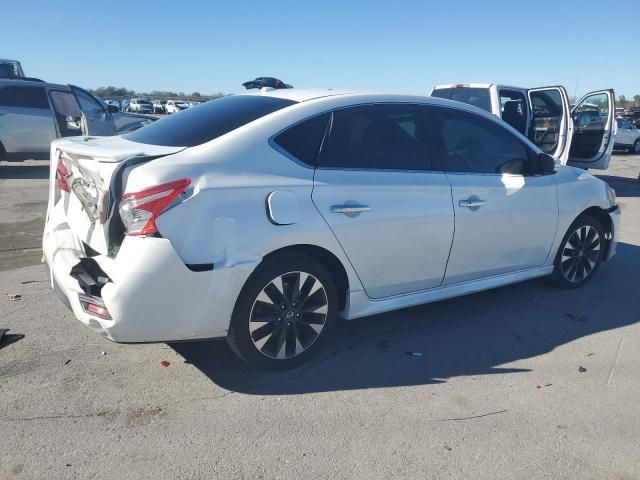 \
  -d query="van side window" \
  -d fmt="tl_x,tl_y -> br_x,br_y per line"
319,105 -> 432,171
0,86 -> 49,109
432,107 -> 530,175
